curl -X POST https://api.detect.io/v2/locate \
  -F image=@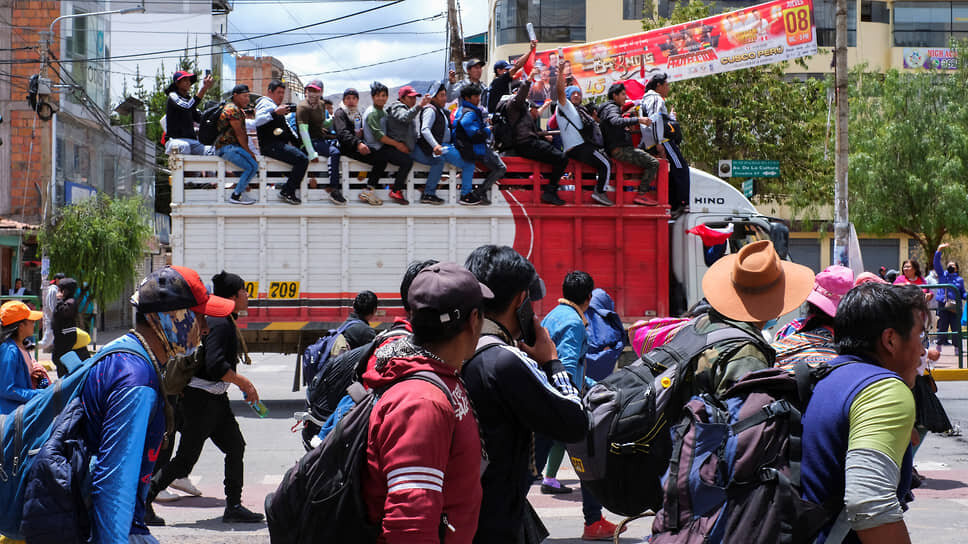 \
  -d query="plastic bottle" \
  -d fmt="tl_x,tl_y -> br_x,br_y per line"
526,22 -> 536,42
244,393 -> 269,418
